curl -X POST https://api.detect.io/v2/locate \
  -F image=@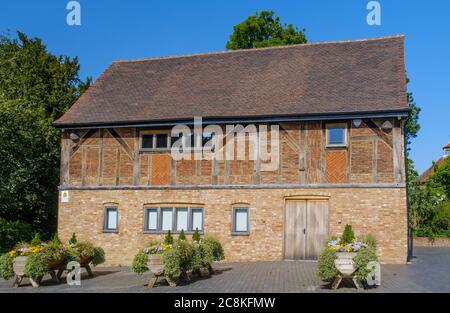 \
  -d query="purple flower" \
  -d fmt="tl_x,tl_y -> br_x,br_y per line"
70,243 -> 76,248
